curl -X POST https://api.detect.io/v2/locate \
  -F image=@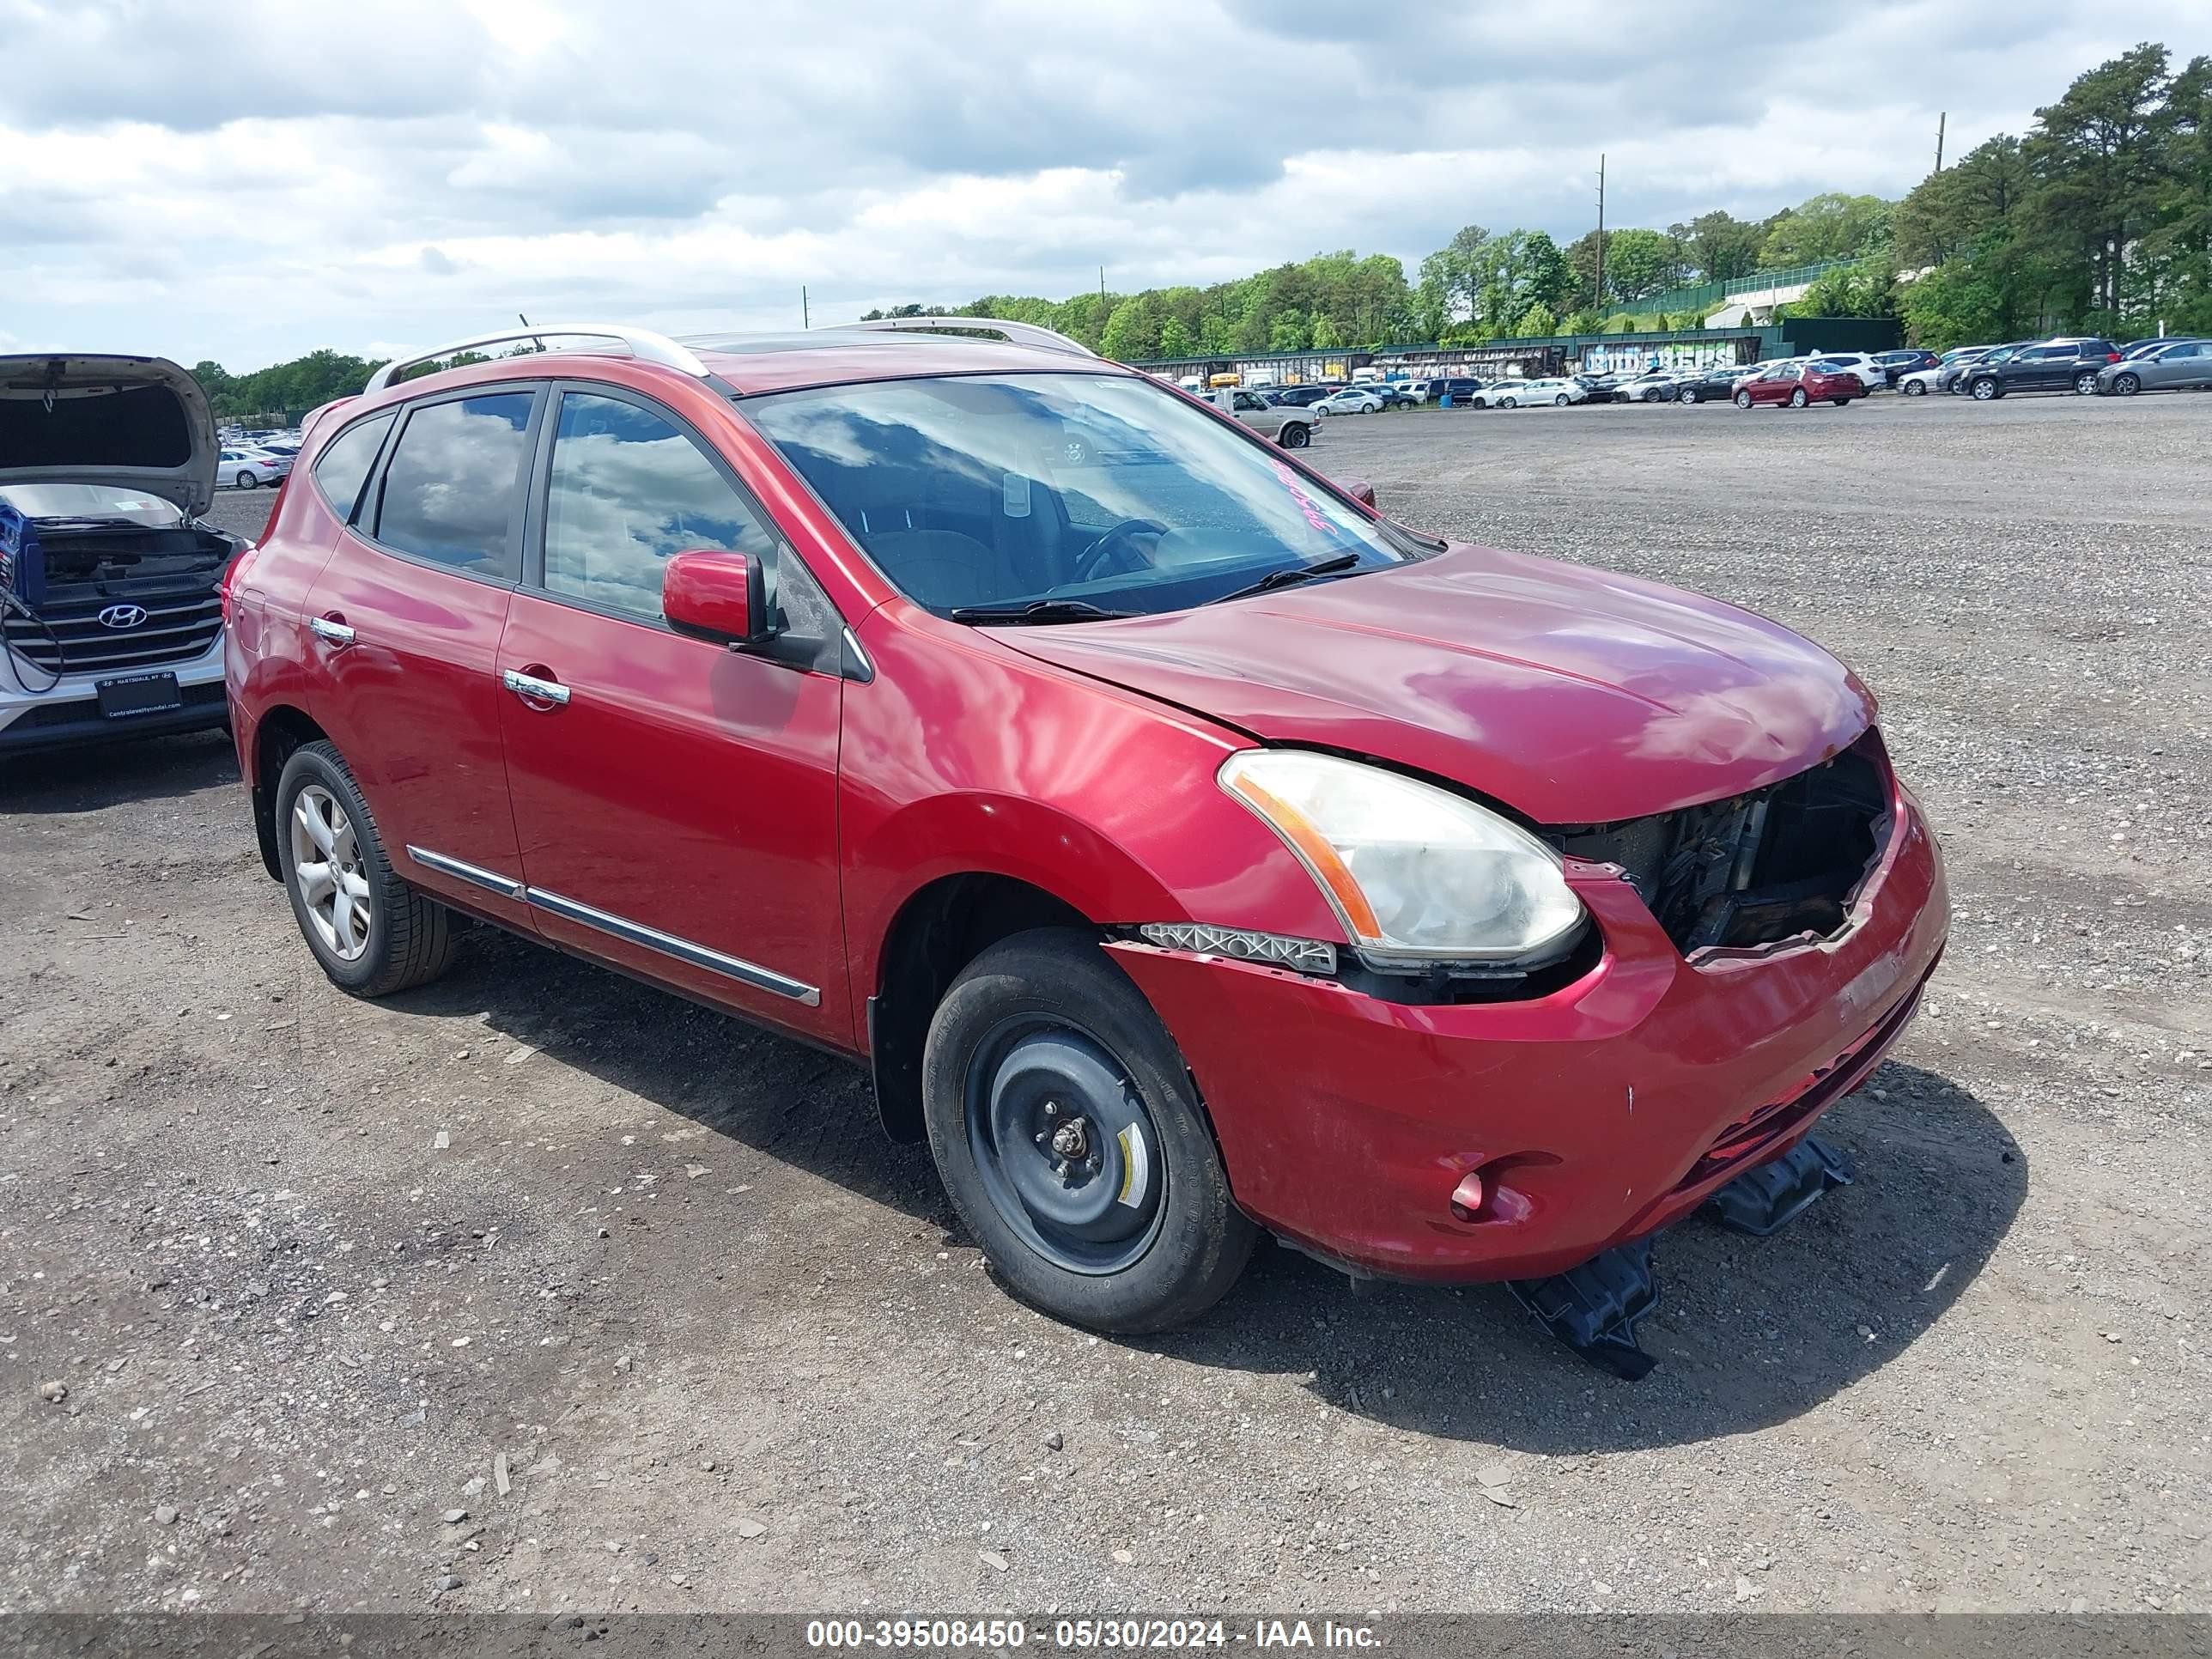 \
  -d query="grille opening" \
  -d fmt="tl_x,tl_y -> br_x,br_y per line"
1547,742 -> 1890,956
3,521 -> 238,674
